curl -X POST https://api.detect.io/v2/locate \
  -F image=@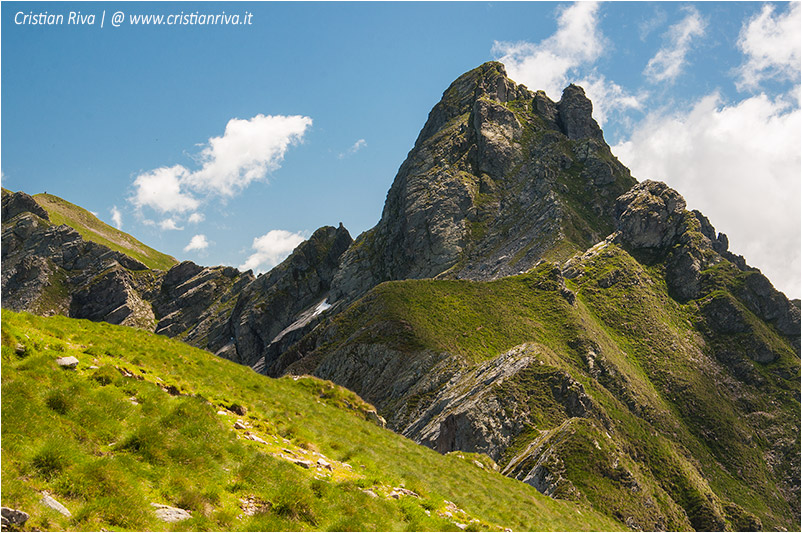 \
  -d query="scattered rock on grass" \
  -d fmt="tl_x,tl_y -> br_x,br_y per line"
1,507 -> 29,527
40,493 -> 71,517
244,433 -> 267,444
56,357 -> 79,369
291,458 -> 313,469
151,503 -> 191,522
362,490 -> 378,498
